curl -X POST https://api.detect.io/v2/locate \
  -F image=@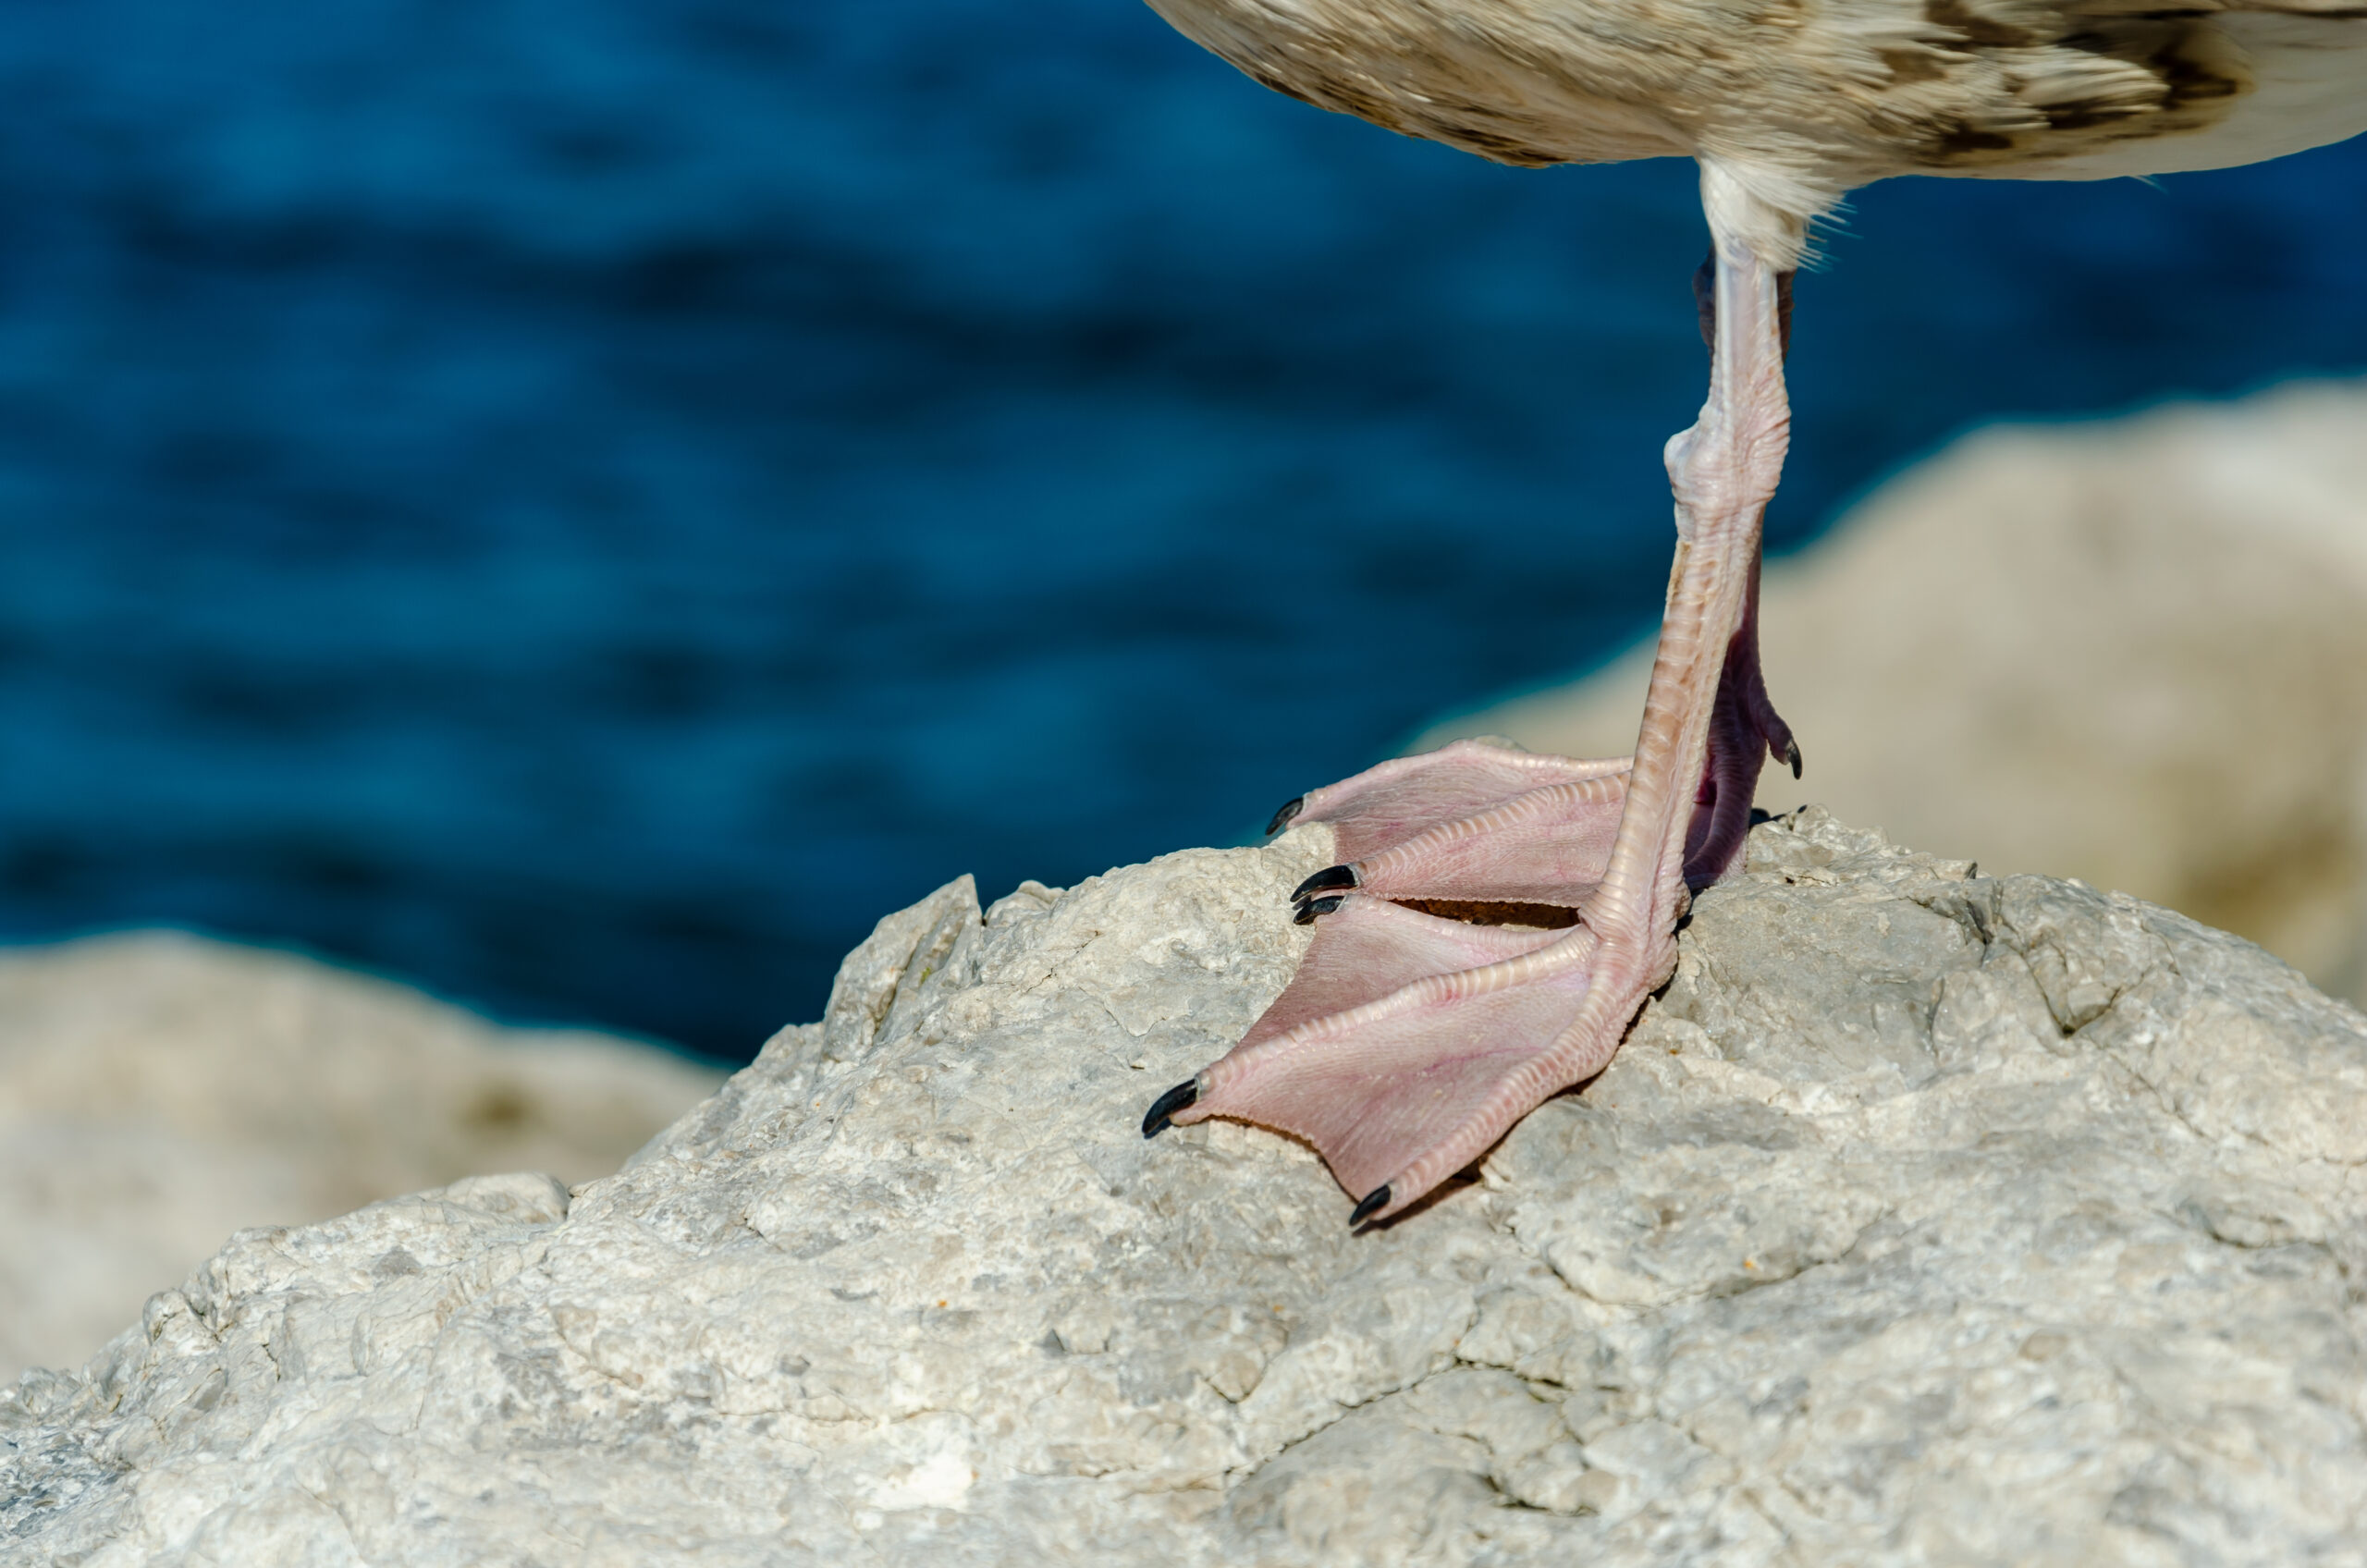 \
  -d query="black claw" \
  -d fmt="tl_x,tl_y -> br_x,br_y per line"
1293,895 -> 1344,926
1785,738 -> 1803,779
1266,796 -> 1306,838
1349,1185 -> 1392,1226
1292,864 -> 1358,900
1142,1079 -> 1199,1139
